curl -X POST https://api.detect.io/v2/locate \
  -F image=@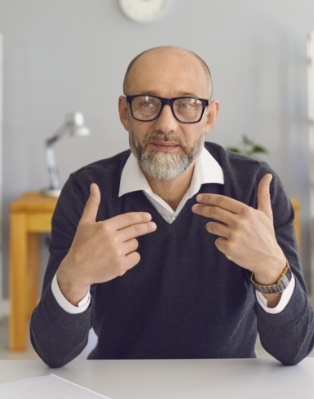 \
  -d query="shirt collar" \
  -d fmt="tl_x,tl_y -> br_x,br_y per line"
119,146 -> 224,198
